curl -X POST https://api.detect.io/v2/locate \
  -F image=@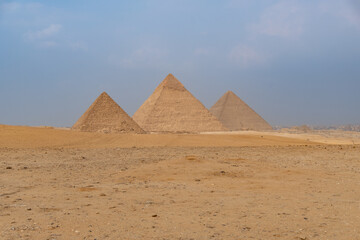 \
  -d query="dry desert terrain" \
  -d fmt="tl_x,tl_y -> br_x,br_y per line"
1,125 -> 360,239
